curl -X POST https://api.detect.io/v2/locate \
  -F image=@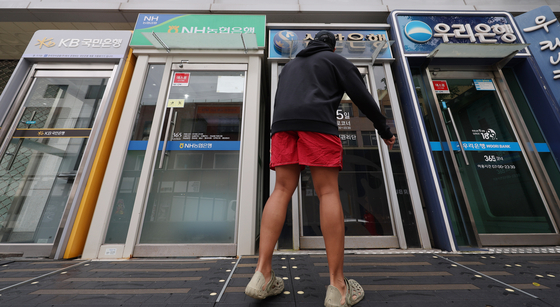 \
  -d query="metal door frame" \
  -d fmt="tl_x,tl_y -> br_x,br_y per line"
298,63 -> 406,249
0,63 -> 117,258
426,68 -> 560,246
131,63 -> 248,257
